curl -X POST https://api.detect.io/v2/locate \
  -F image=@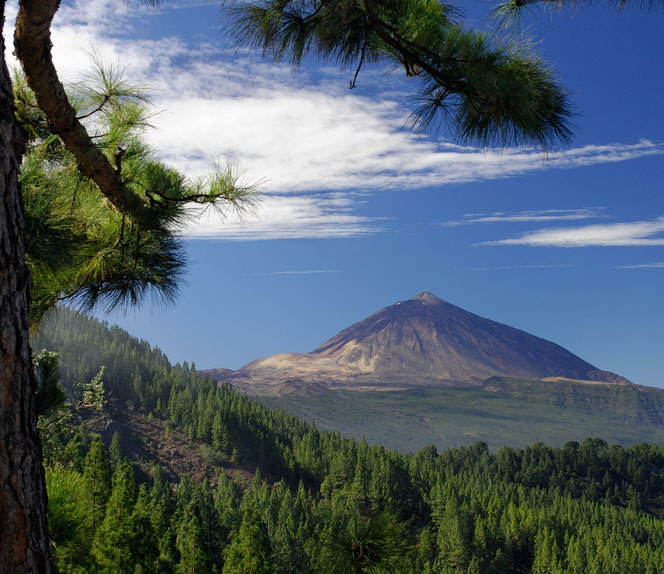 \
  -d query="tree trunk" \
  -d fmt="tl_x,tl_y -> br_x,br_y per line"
0,2 -> 51,572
